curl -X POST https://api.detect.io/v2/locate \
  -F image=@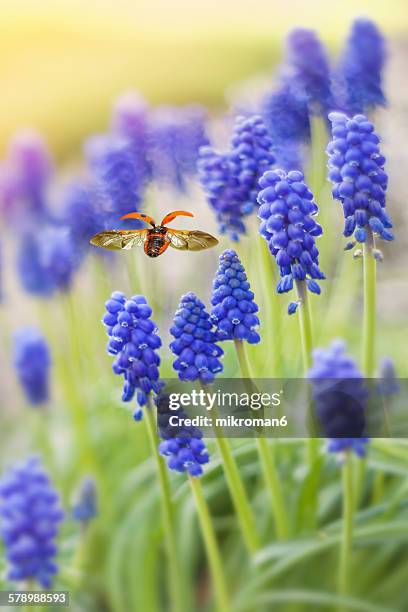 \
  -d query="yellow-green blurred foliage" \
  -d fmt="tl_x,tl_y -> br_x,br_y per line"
0,0 -> 407,159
